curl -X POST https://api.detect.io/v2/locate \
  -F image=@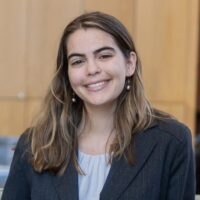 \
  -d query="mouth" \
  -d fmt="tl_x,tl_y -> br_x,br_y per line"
85,80 -> 110,91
